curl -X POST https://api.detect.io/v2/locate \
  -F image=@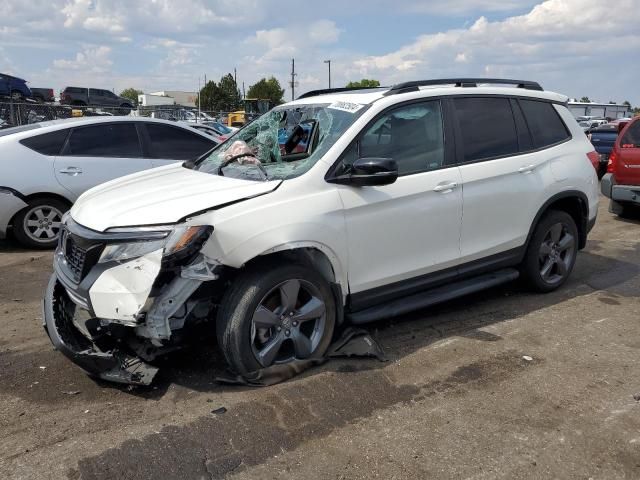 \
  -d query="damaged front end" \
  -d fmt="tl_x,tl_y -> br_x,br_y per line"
43,217 -> 220,385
